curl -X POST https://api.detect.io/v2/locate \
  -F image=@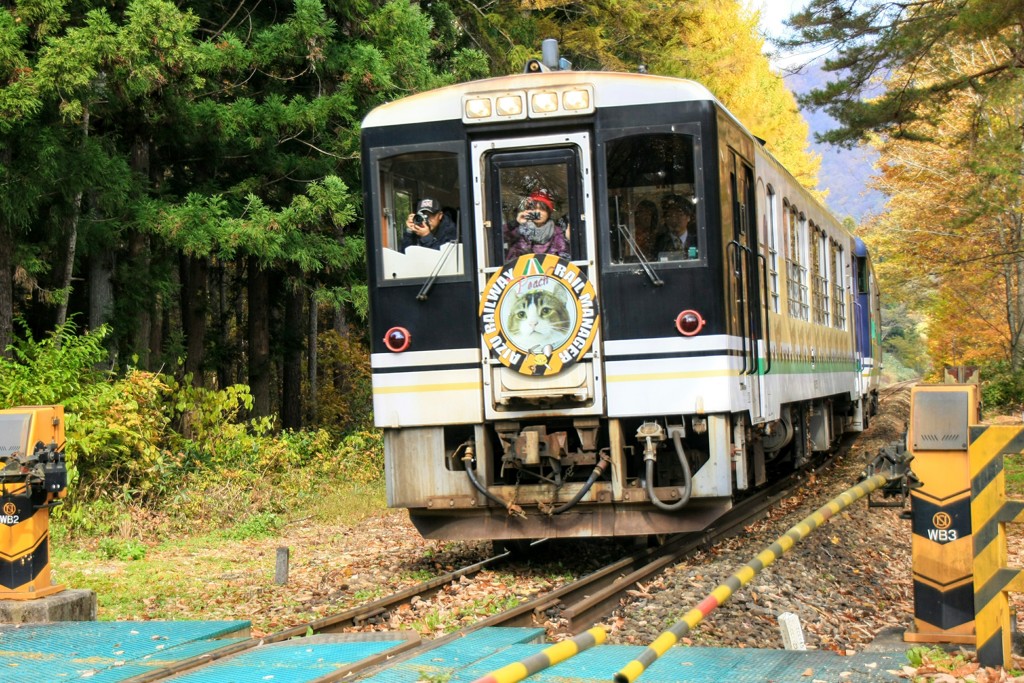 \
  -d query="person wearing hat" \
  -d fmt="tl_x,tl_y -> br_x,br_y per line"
504,189 -> 570,261
402,197 -> 458,252
654,193 -> 697,256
